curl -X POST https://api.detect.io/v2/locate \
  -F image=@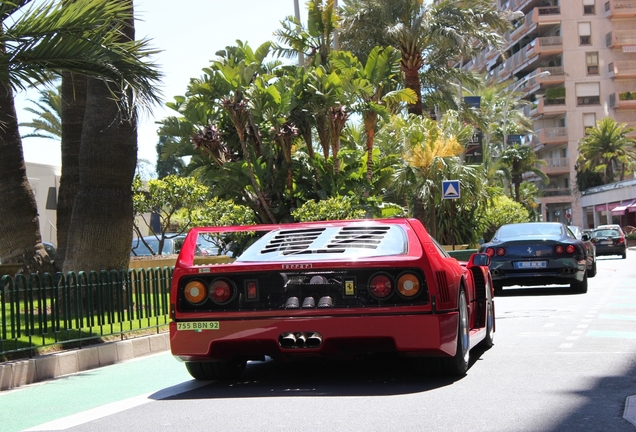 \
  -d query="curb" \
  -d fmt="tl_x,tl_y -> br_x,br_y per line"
0,332 -> 170,392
